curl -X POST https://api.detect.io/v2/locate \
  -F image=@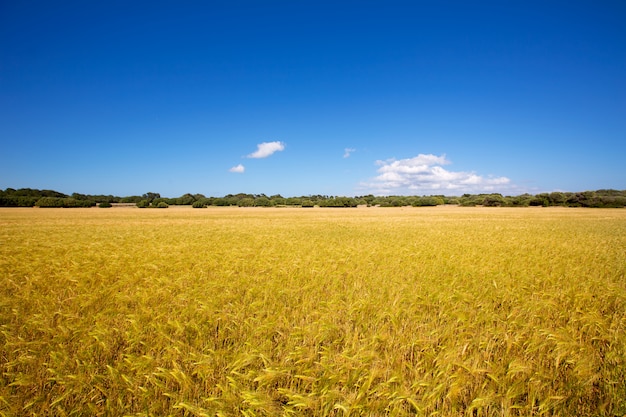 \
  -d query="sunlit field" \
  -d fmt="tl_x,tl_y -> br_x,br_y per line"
1,206 -> 625,416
